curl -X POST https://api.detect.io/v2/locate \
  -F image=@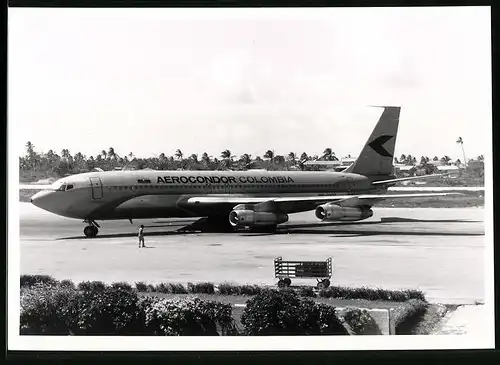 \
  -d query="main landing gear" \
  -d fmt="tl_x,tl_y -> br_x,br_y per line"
83,219 -> 100,238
